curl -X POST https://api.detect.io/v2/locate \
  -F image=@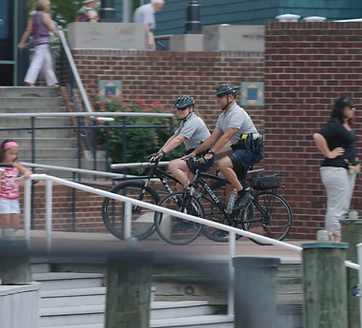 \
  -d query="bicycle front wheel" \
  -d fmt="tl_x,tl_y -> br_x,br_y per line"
241,192 -> 293,245
102,180 -> 160,241
154,192 -> 204,245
